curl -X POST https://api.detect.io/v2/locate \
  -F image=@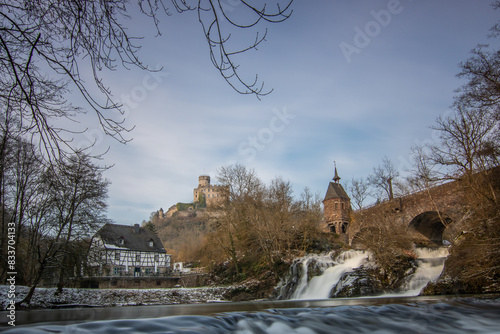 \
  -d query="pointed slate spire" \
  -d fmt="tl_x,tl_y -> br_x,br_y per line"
333,161 -> 341,183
